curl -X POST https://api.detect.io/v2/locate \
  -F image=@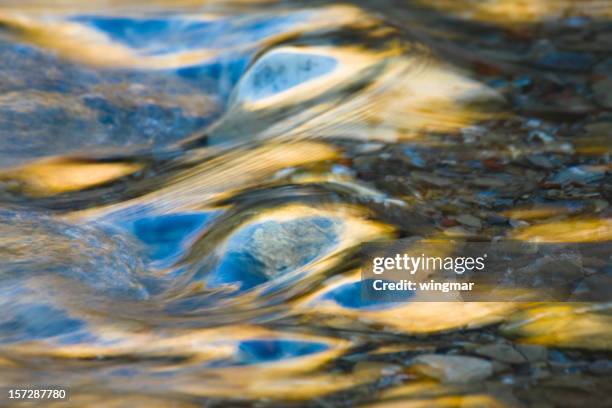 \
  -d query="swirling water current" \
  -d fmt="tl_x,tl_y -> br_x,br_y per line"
0,1 -> 611,407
